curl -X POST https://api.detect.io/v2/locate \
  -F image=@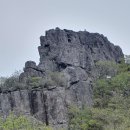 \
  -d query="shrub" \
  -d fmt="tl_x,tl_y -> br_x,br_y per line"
25,71 -> 67,89
0,71 -> 67,91
26,76 -> 43,87
0,71 -> 26,92
3,71 -> 20,88
118,58 -> 130,73
47,71 -> 67,87
0,112 -> 53,130
68,106 -> 103,130
96,61 -> 118,78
